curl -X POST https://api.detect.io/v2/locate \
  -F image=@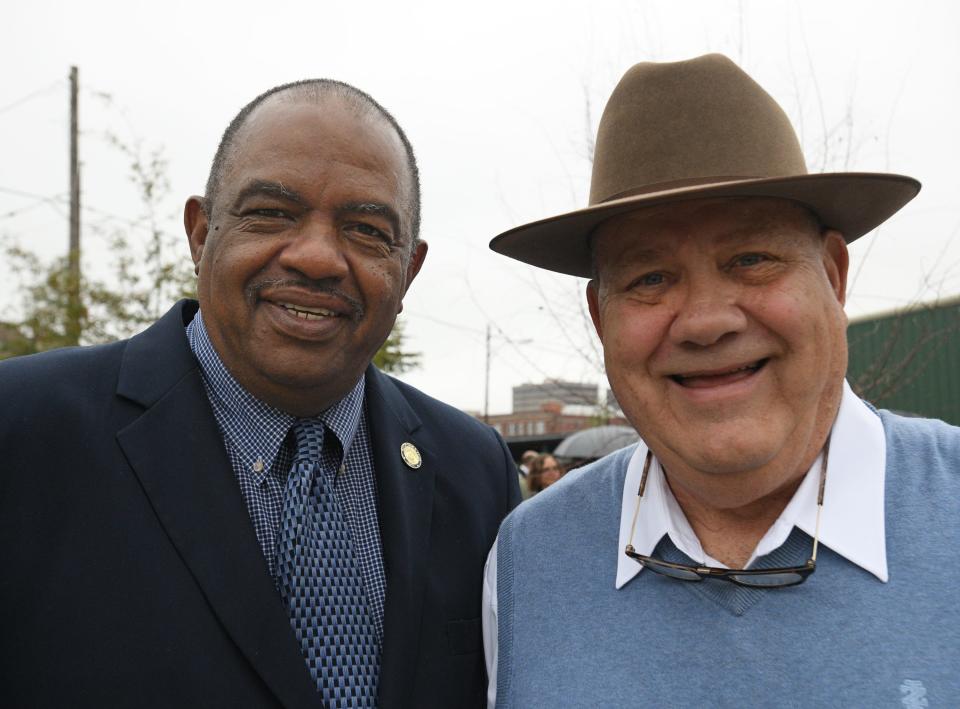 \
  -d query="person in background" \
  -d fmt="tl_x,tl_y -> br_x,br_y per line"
518,450 -> 538,478
517,449 -> 539,499
526,453 -> 565,495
